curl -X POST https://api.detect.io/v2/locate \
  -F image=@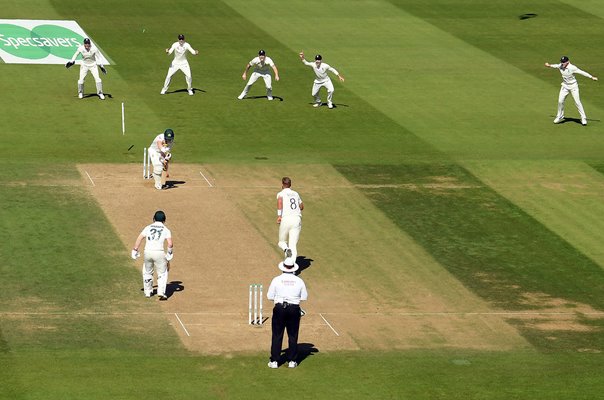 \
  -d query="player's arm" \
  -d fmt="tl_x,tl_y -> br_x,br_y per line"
242,63 -> 251,80
575,67 -> 598,80
272,64 -> 280,81
131,233 -> 145,259
187,43 -> 199,55
165,237 -> 174,261
166,44 -> 174,54
66,47 -> 80,68
329,66 -> 345,82
299,200 -> 304,211
544,62 -> 559,68
277,196 -> 283,224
